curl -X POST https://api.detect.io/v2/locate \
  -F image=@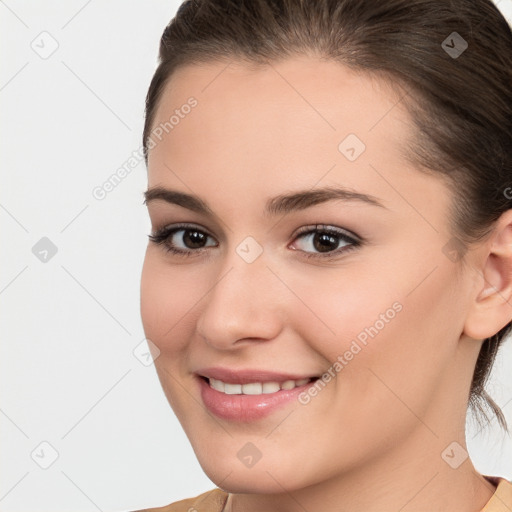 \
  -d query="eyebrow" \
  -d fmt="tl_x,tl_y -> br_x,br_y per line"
143,185 -> 386,217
